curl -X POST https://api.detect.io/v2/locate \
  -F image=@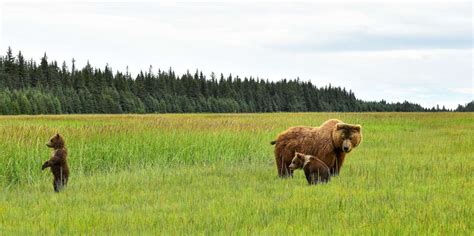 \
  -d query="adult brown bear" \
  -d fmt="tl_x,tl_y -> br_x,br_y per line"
270,119 -> 362,177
